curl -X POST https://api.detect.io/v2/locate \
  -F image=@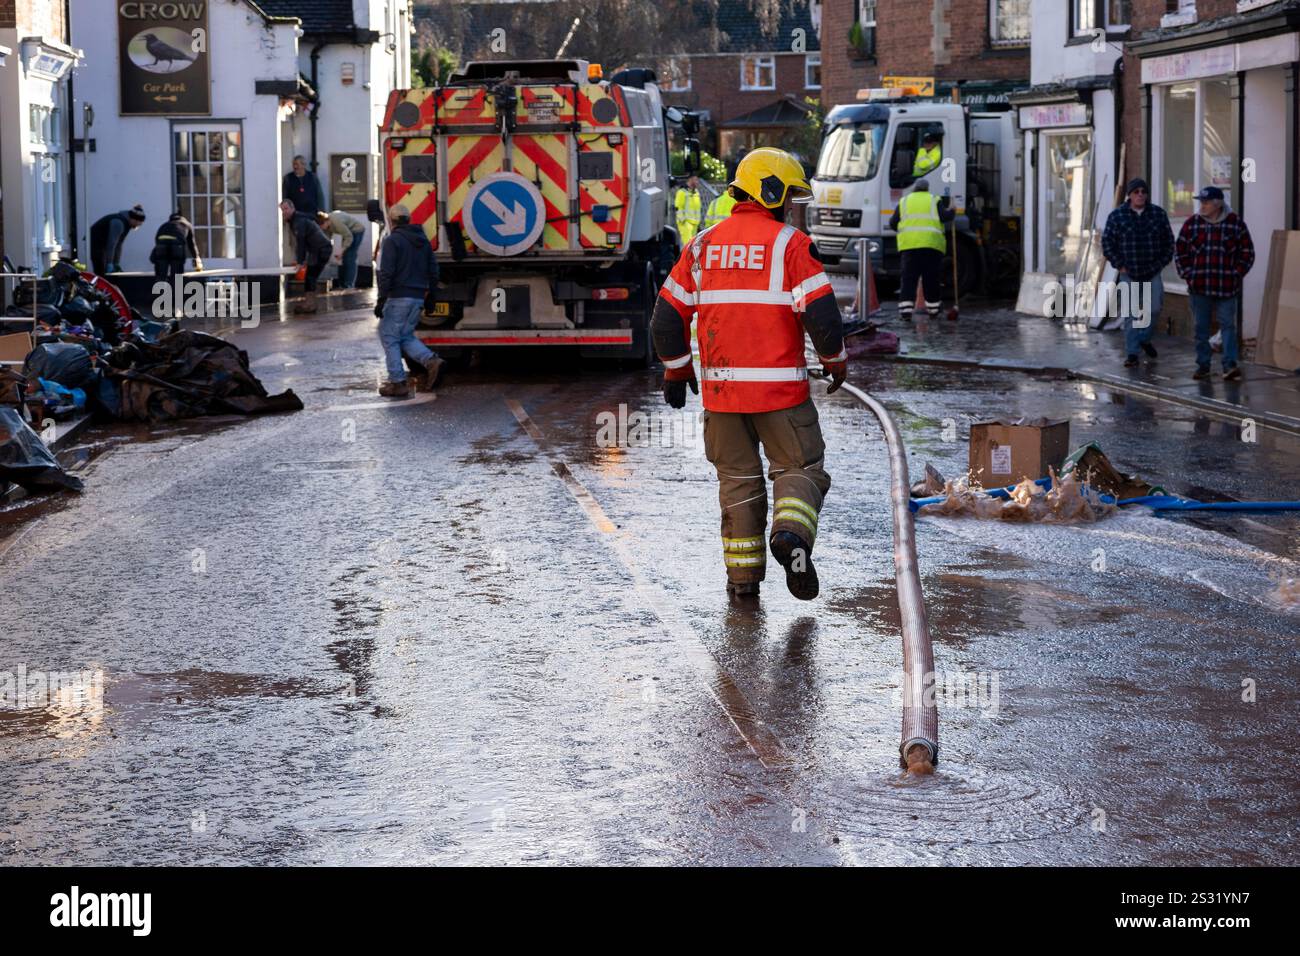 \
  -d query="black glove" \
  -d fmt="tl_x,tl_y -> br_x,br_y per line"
663,375 -> 698,409
374,297 -> 386,319
823,361 -> 847,394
